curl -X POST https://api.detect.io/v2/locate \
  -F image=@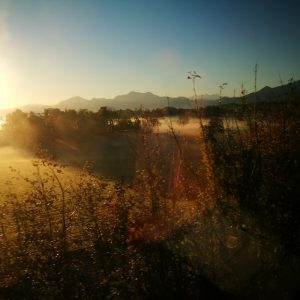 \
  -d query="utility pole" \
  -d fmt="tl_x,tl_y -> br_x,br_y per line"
218,82 -> 228,104
187,70 -> 201,108
254,62 -> 258,93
